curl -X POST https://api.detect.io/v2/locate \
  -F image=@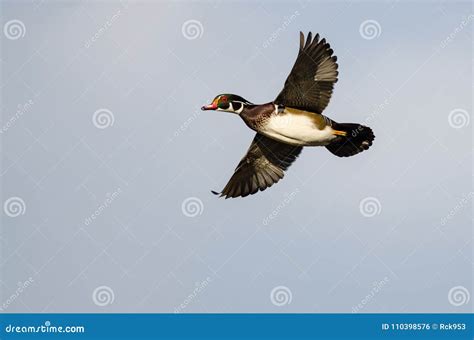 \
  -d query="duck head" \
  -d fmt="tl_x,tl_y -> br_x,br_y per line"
201,94 -> 252,114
